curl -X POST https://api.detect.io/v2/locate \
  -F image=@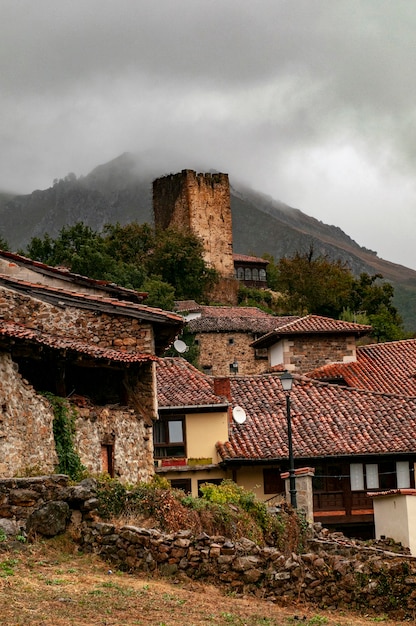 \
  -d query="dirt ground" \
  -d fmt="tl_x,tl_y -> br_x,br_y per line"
0,537 -> 408,626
